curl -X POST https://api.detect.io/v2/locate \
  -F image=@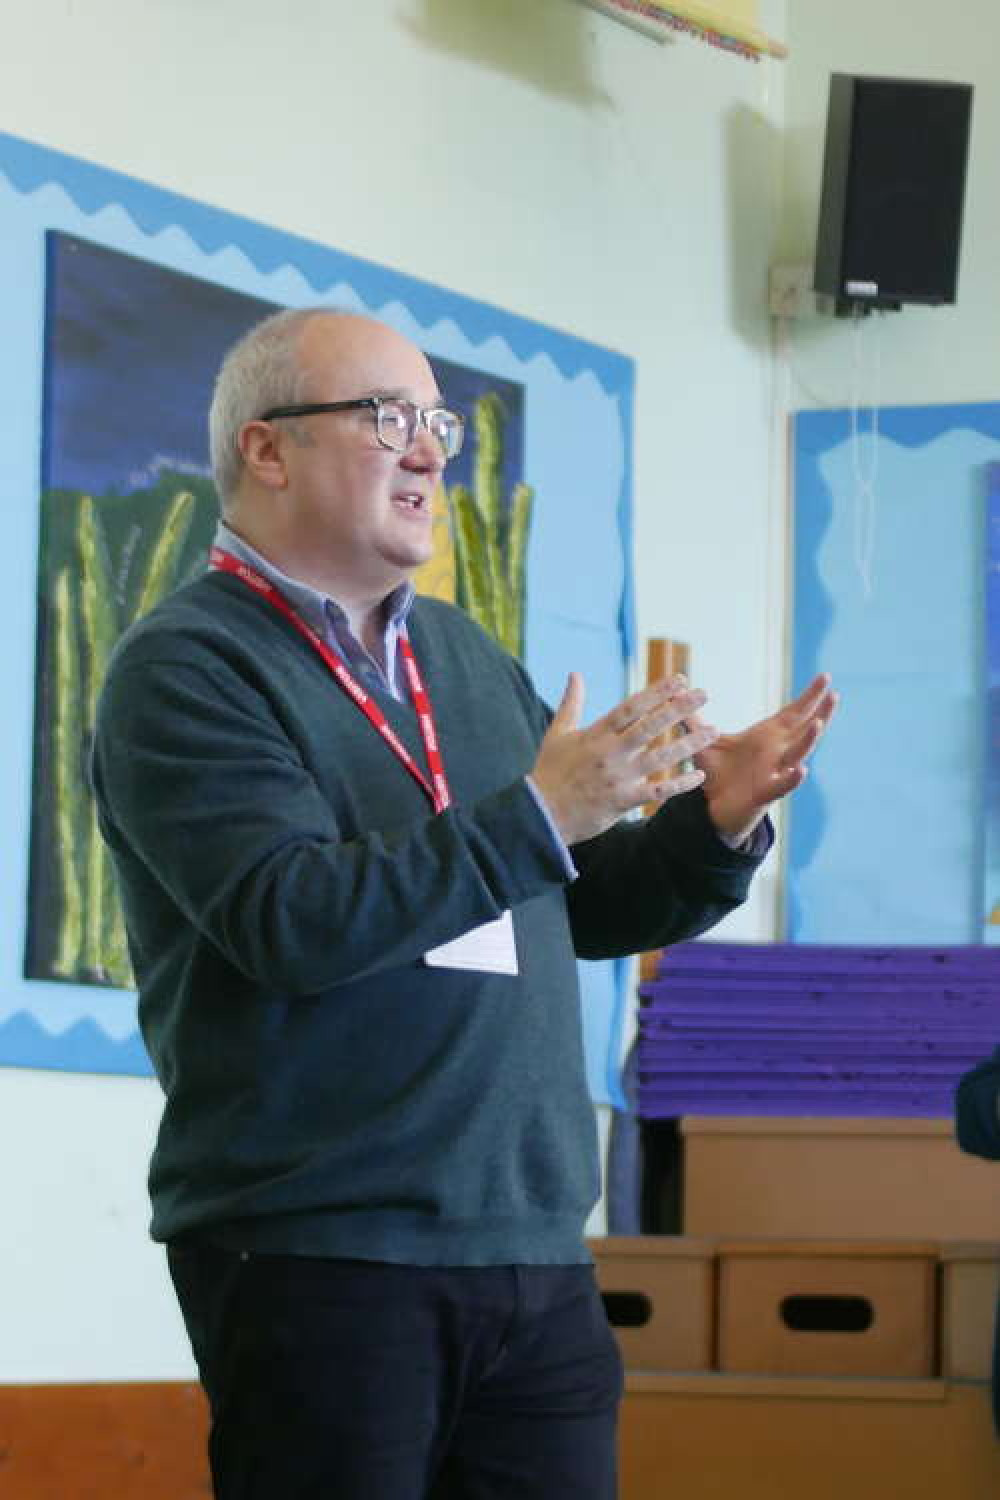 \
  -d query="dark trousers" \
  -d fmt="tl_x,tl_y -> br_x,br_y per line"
168,1245 -> 623,1499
